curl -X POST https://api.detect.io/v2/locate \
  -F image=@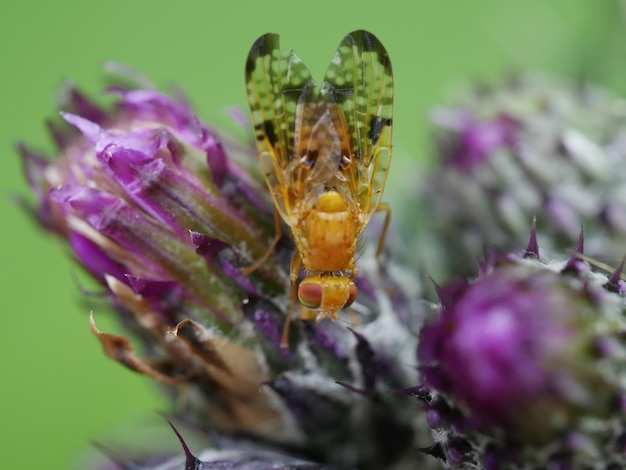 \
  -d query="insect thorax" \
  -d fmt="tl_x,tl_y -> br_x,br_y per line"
294,102 -> 352,171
